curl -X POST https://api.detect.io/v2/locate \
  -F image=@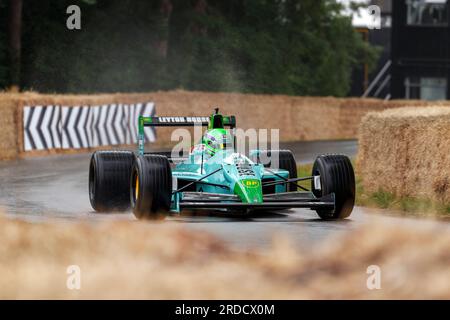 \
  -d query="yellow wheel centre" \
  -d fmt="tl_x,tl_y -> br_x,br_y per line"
135,176 -> 139,200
